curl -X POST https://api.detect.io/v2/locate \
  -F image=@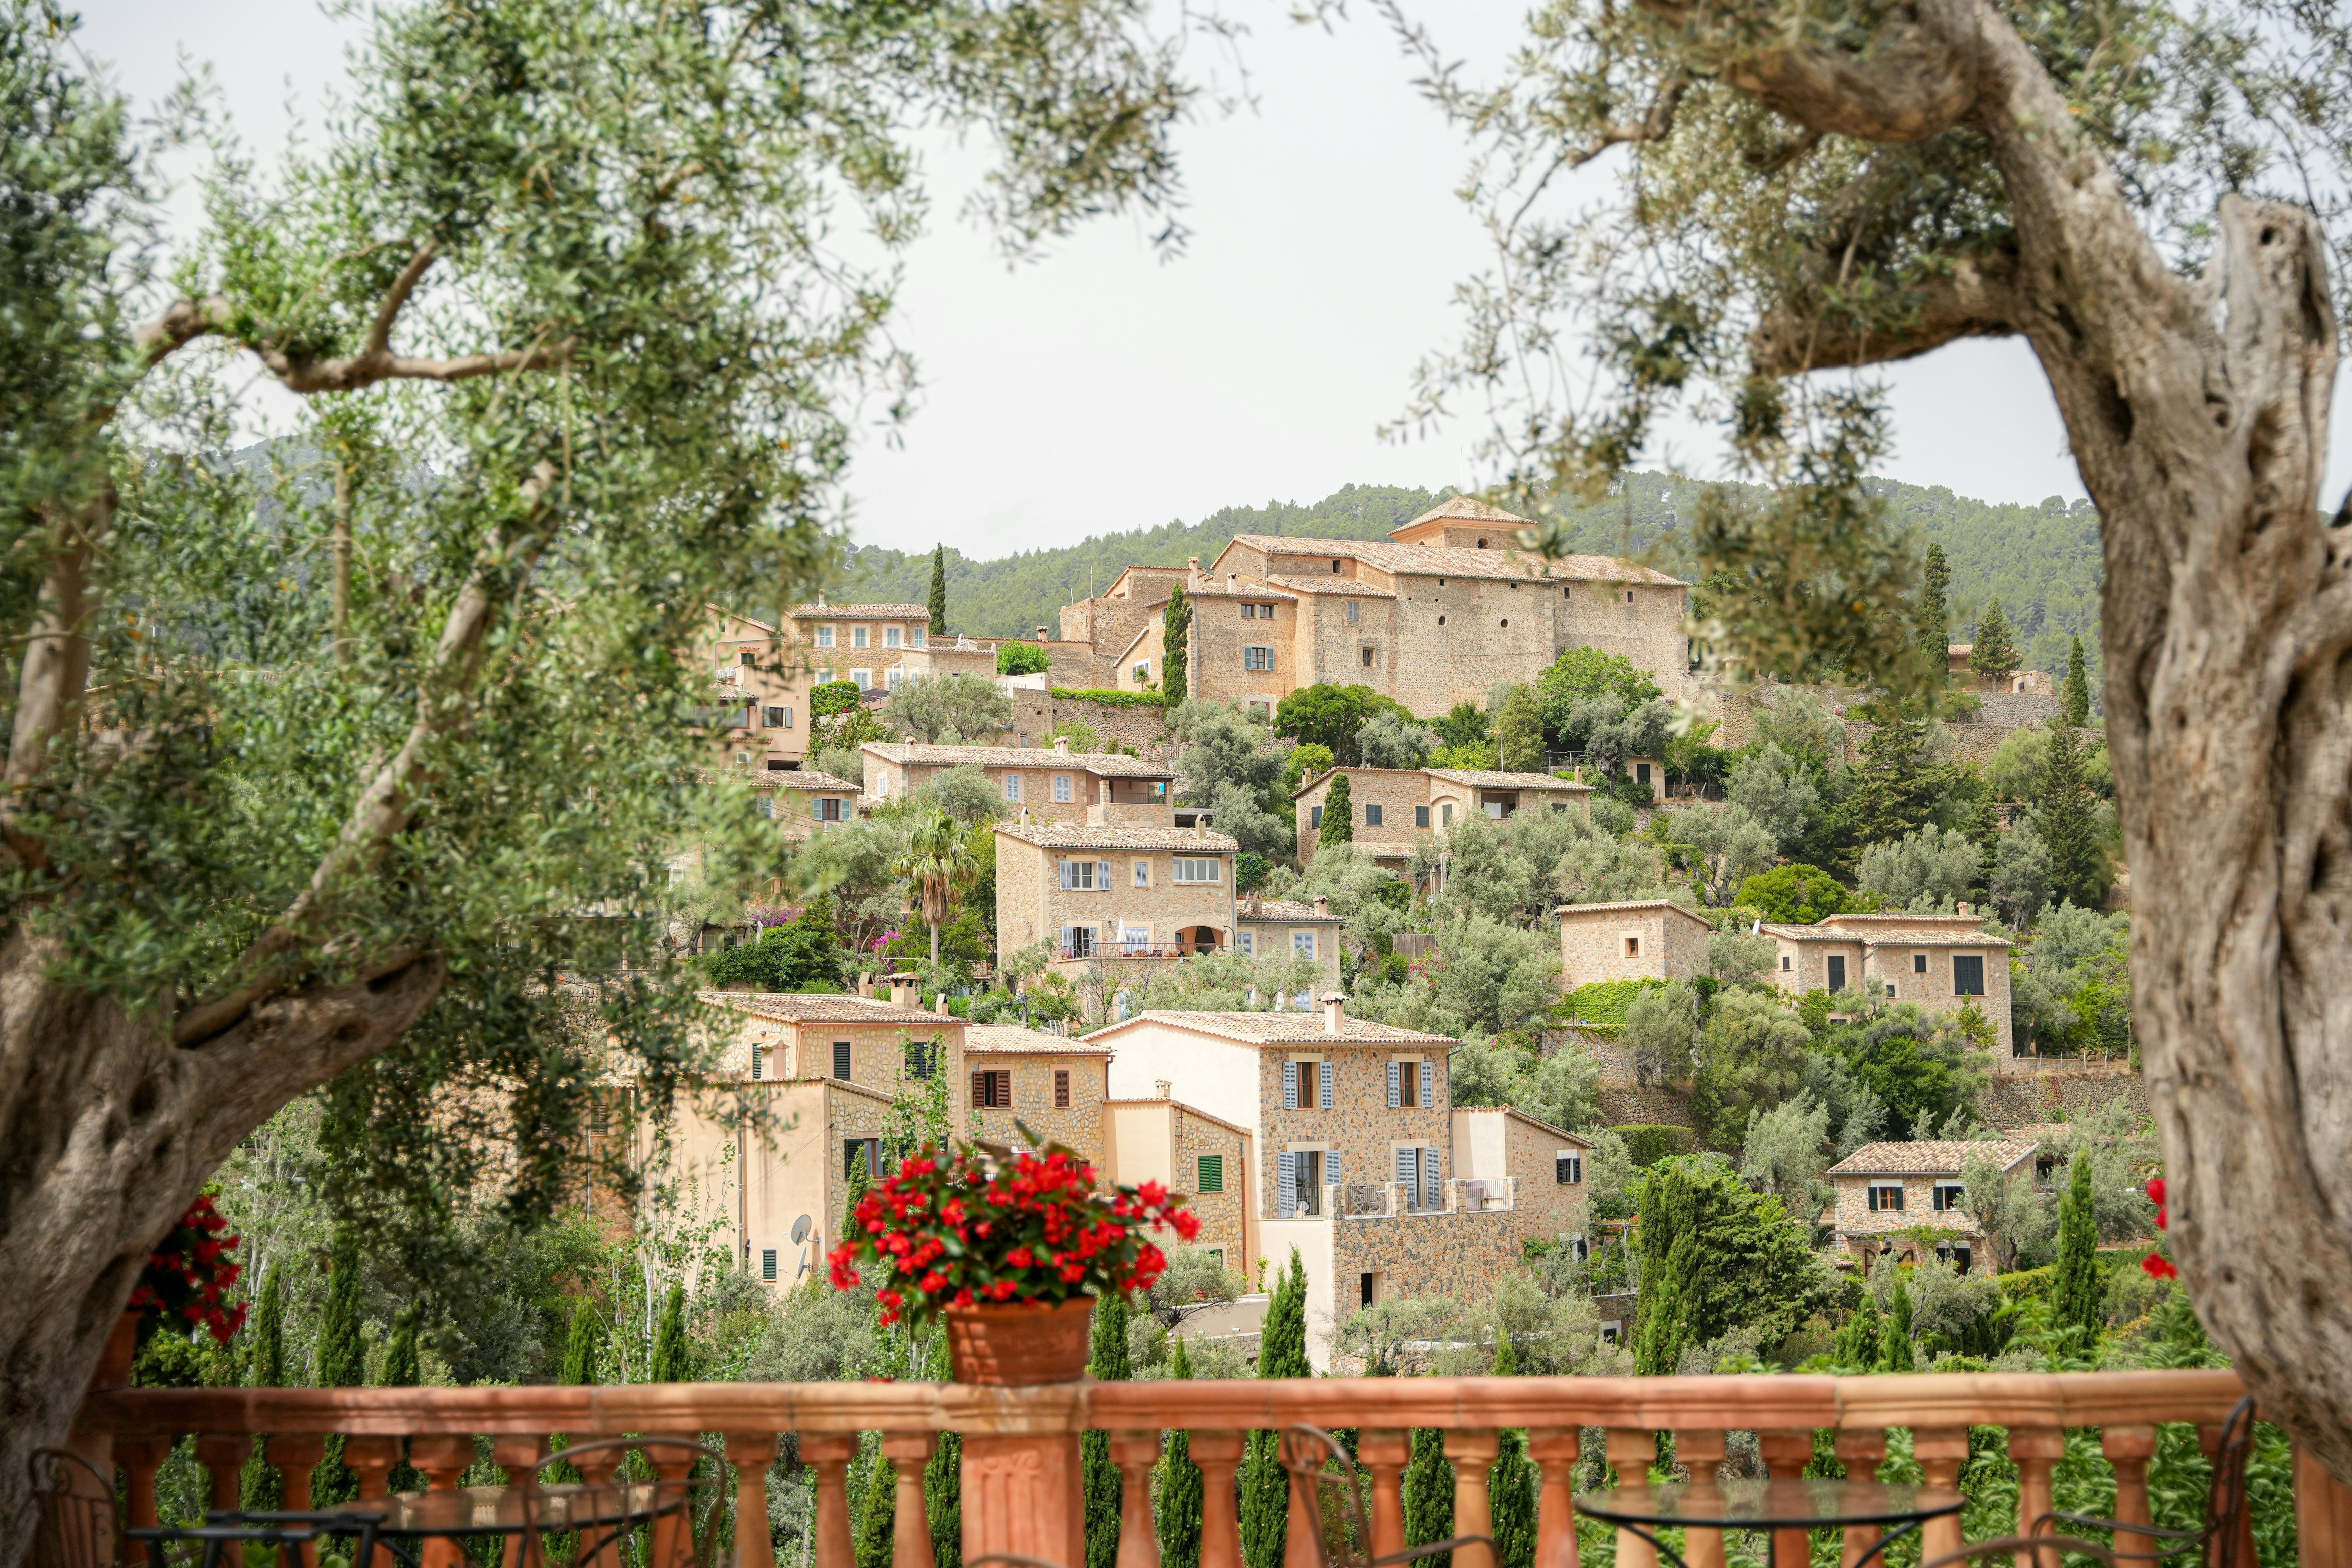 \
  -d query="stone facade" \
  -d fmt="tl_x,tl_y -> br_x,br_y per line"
1763,910 -> 2016,1057
993,822 -> 1242,969
1255,1036 -> 1454,1219
1824,1138 -> 2037,1270
1104,1093 -> 1256,1278
1450,1106 -> 1589,1240
1558,900 -> 1714,990
1979,1066 -> 2148,1129
1293,767 -> 1594,868
1234,896 -> 1345,995
963,1024 -> 1113,1165
697,601 -> 936,770
1008,690 -> 1177,757
741,767 -> 862,842
863,738 -> 1176,824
